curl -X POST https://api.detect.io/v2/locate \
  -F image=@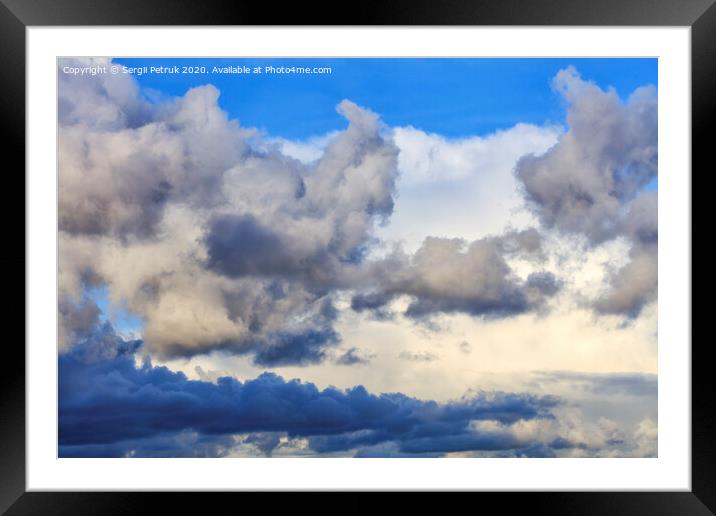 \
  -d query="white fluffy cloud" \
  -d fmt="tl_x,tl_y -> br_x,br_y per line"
378,124 -> 560,252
